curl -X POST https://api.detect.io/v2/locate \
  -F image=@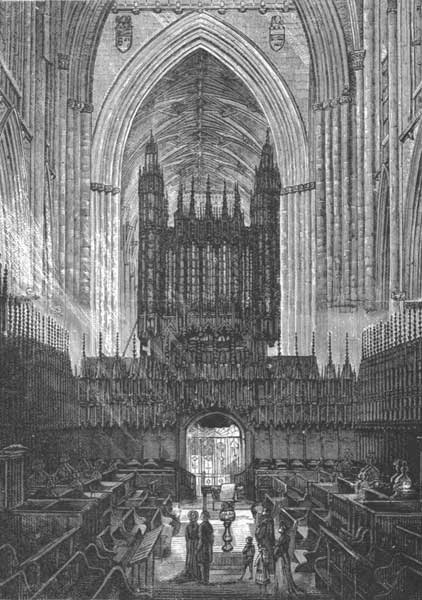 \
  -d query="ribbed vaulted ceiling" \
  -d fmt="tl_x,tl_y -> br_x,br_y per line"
121,48 -> 269,222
